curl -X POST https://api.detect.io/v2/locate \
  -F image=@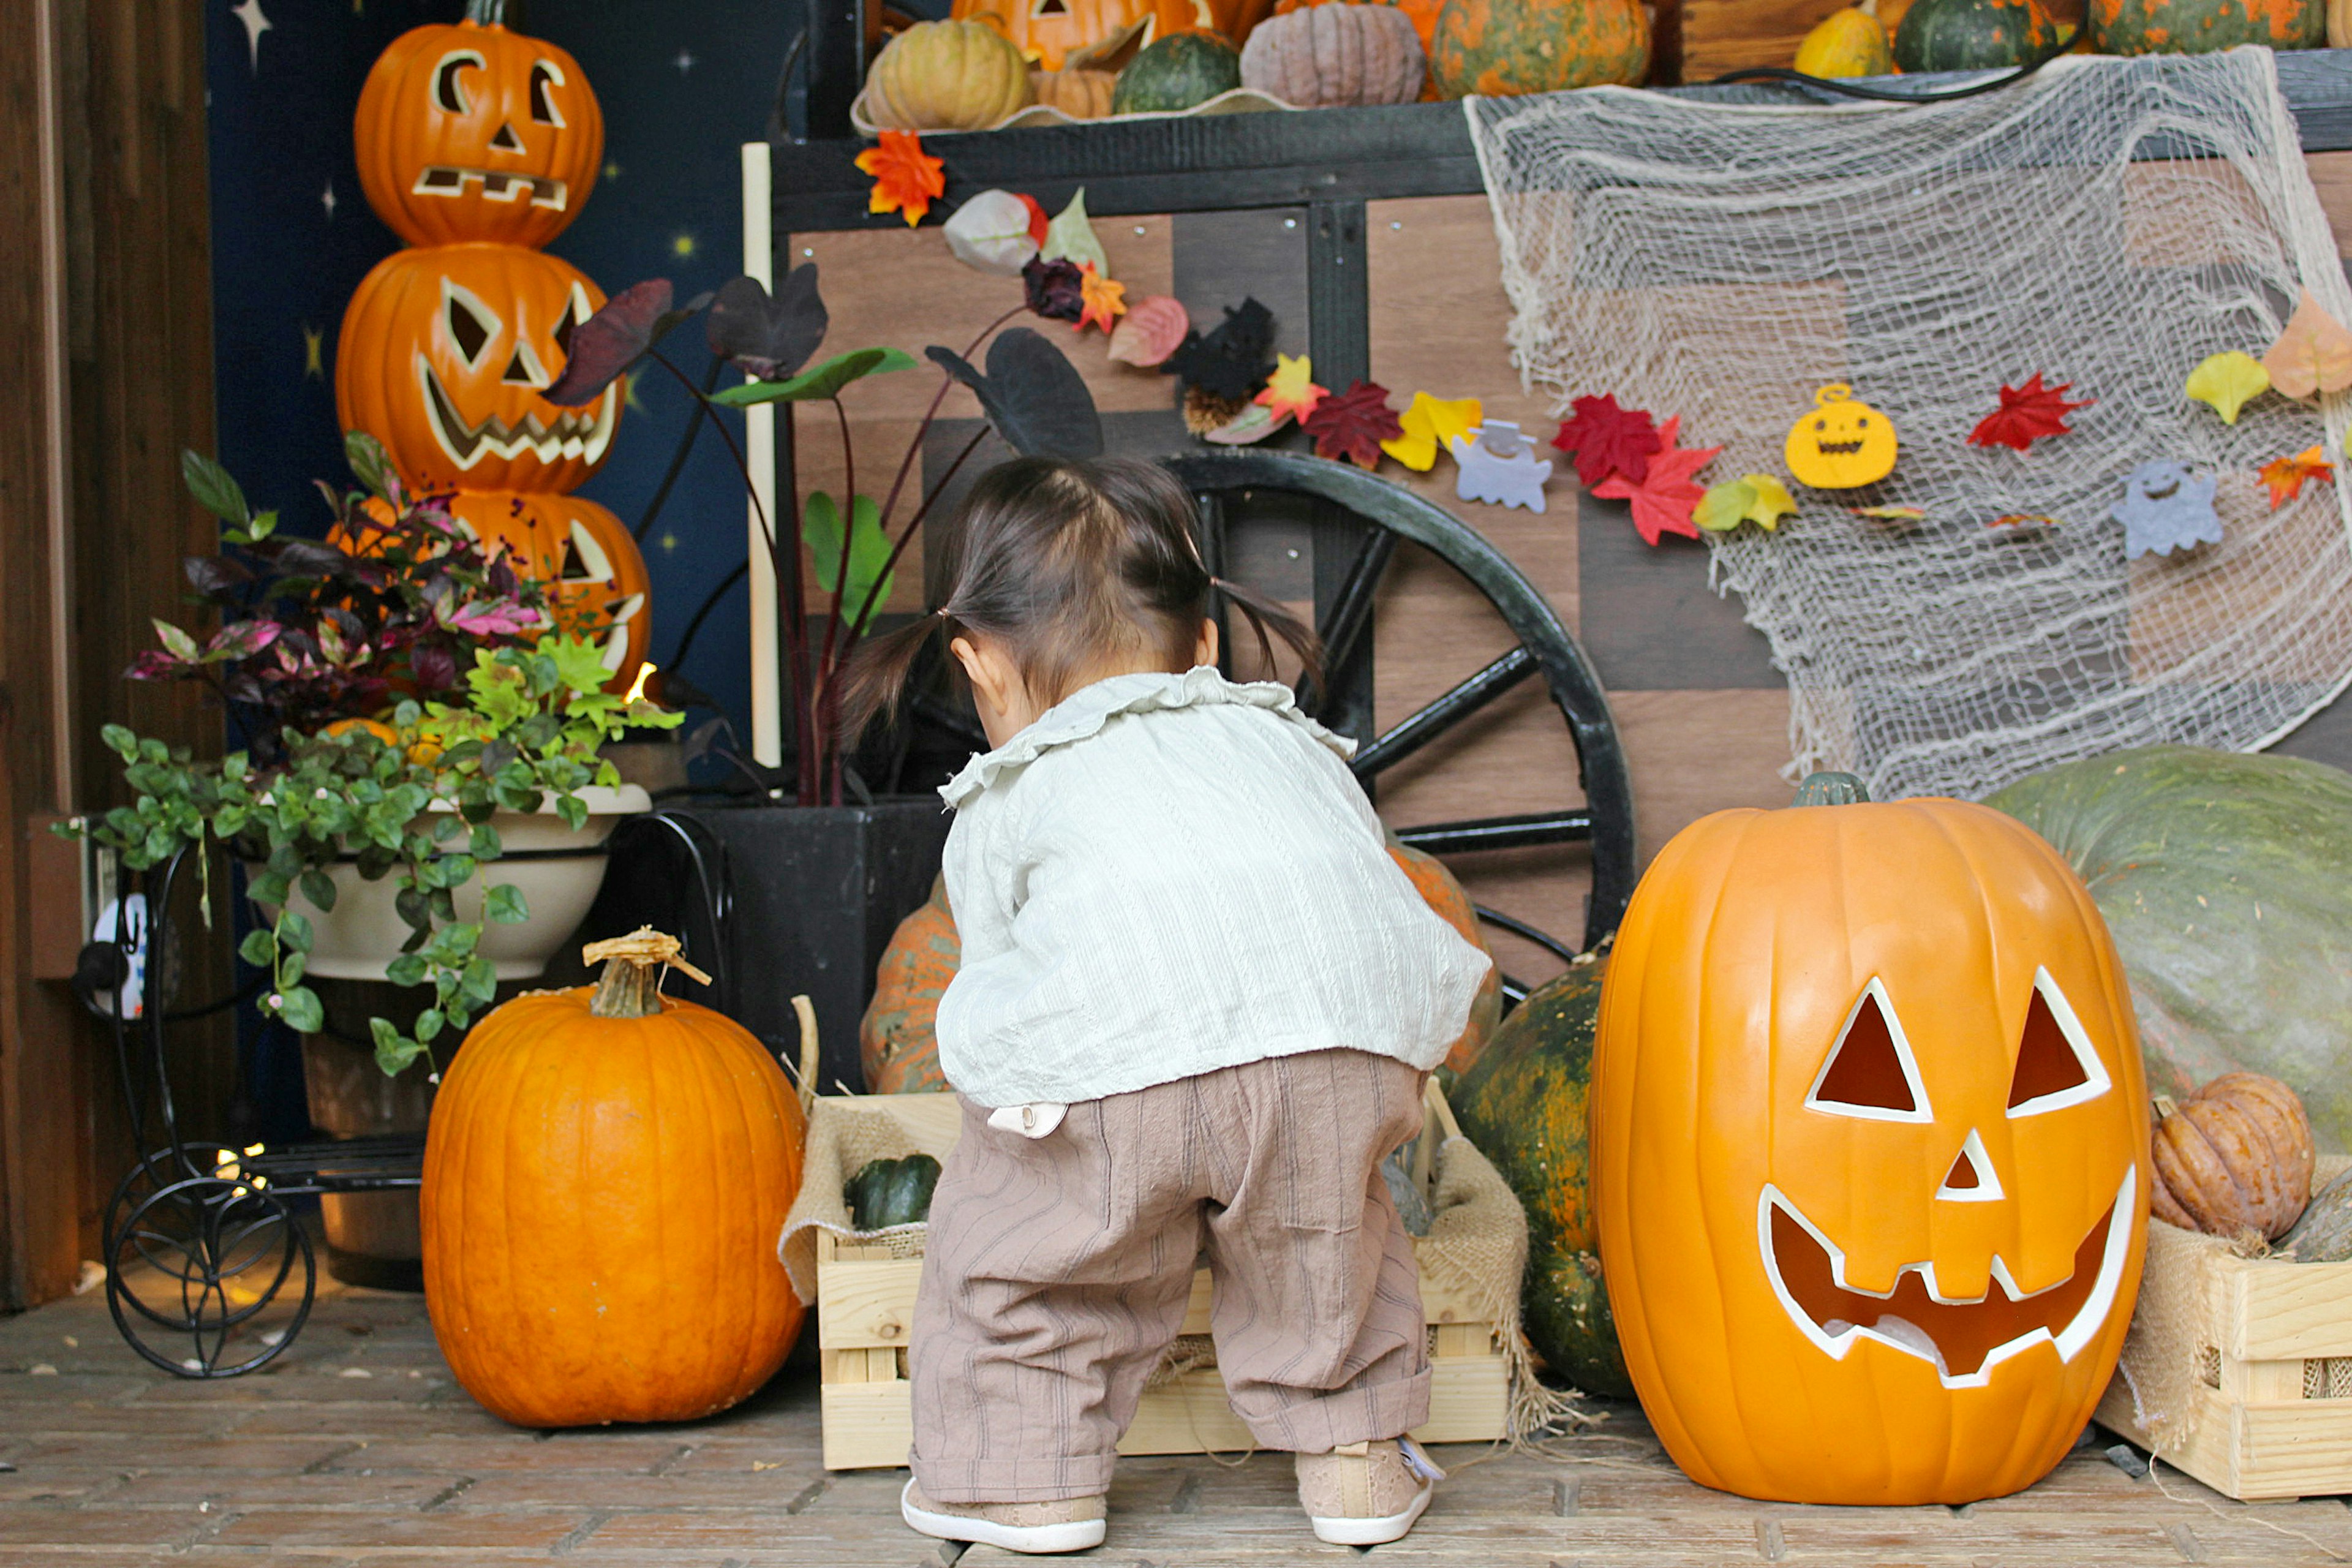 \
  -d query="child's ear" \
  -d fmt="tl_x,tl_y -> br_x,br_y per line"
1194,617 -> 1220,670
951,635 -> 1020,716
